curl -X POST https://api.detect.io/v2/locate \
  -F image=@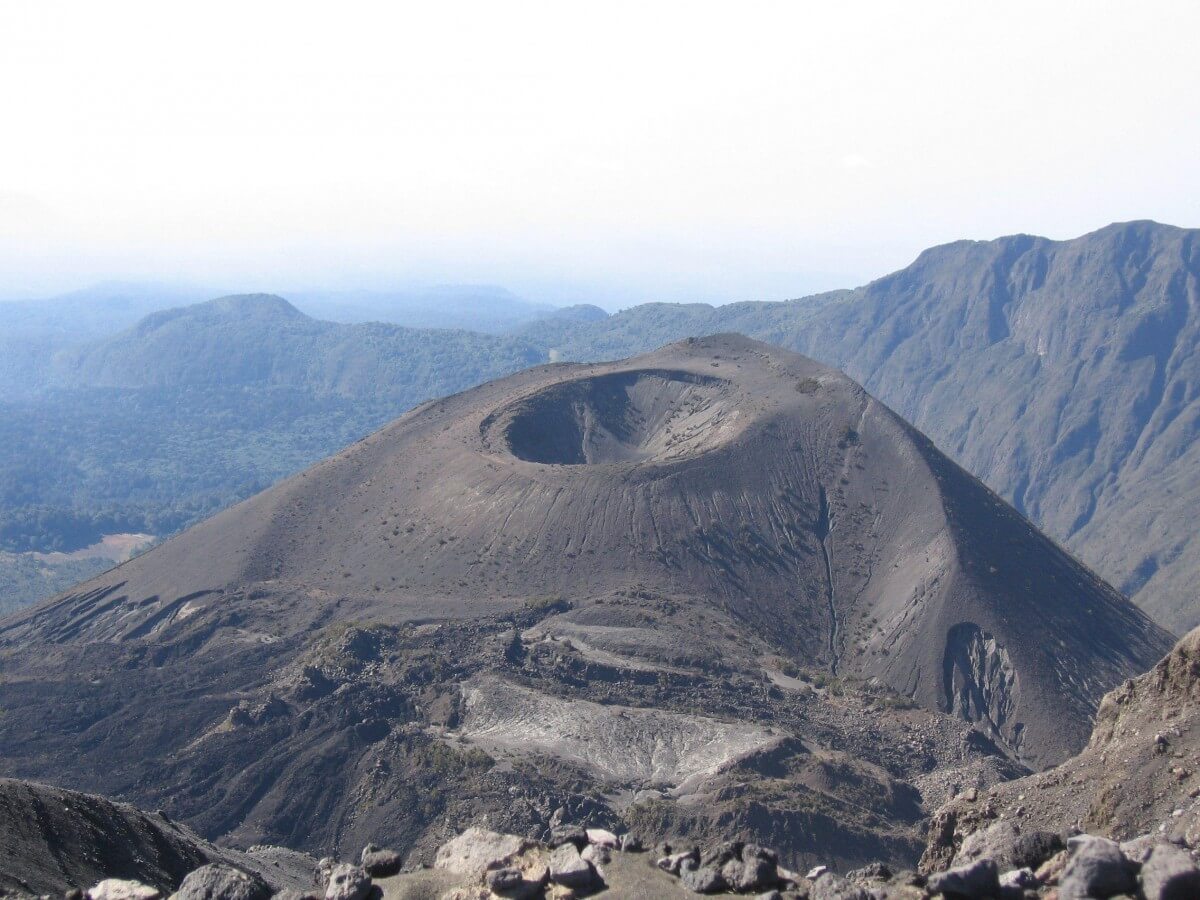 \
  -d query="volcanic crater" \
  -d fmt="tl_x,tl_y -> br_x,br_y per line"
490,368 -> 741,466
